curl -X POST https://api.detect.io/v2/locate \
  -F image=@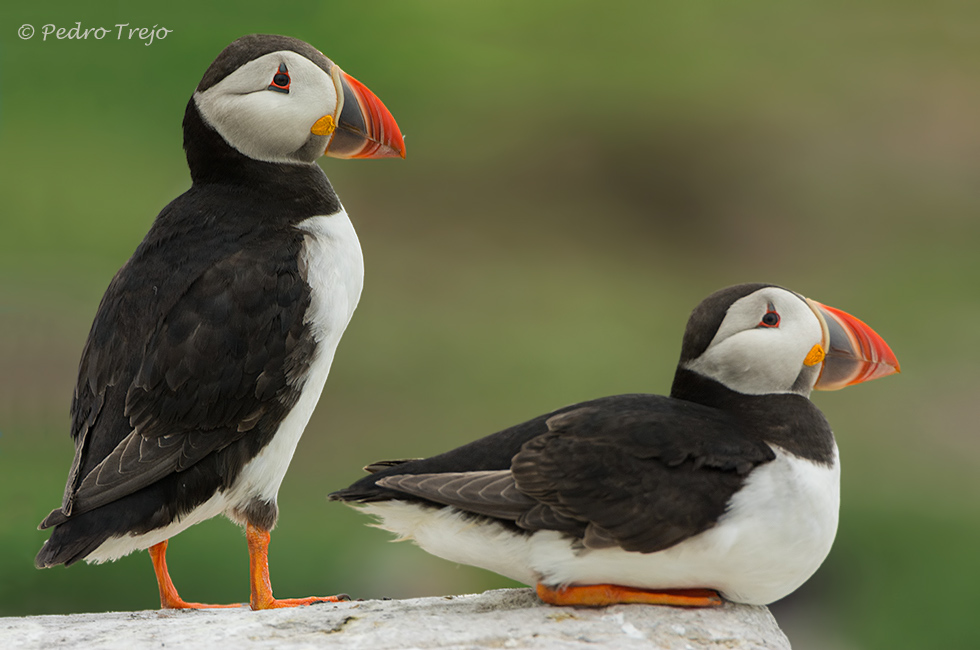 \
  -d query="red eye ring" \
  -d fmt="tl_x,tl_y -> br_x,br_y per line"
759,304 -> 780,328
268,63 -> 290,93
